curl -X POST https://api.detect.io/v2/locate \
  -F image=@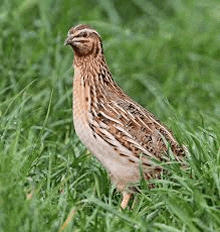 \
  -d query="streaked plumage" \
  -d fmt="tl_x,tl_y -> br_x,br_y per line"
65,24 -> 186,208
